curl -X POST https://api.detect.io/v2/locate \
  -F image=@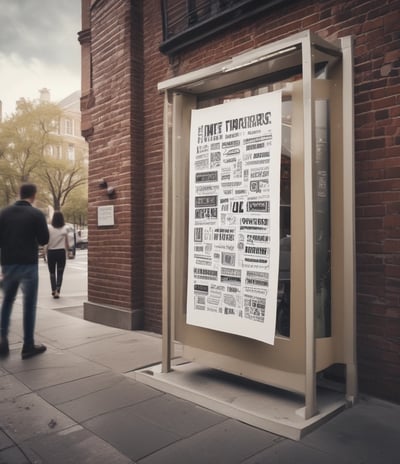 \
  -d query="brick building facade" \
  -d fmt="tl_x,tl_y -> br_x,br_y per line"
79,0 -> 400,403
